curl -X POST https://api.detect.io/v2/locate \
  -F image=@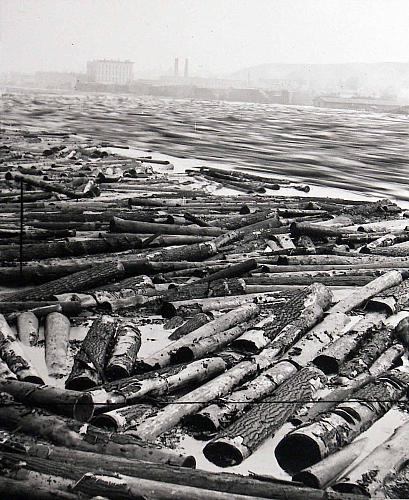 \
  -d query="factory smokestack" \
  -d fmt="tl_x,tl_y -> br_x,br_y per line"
174,57 -> 179,77
184,58 -> 189,78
